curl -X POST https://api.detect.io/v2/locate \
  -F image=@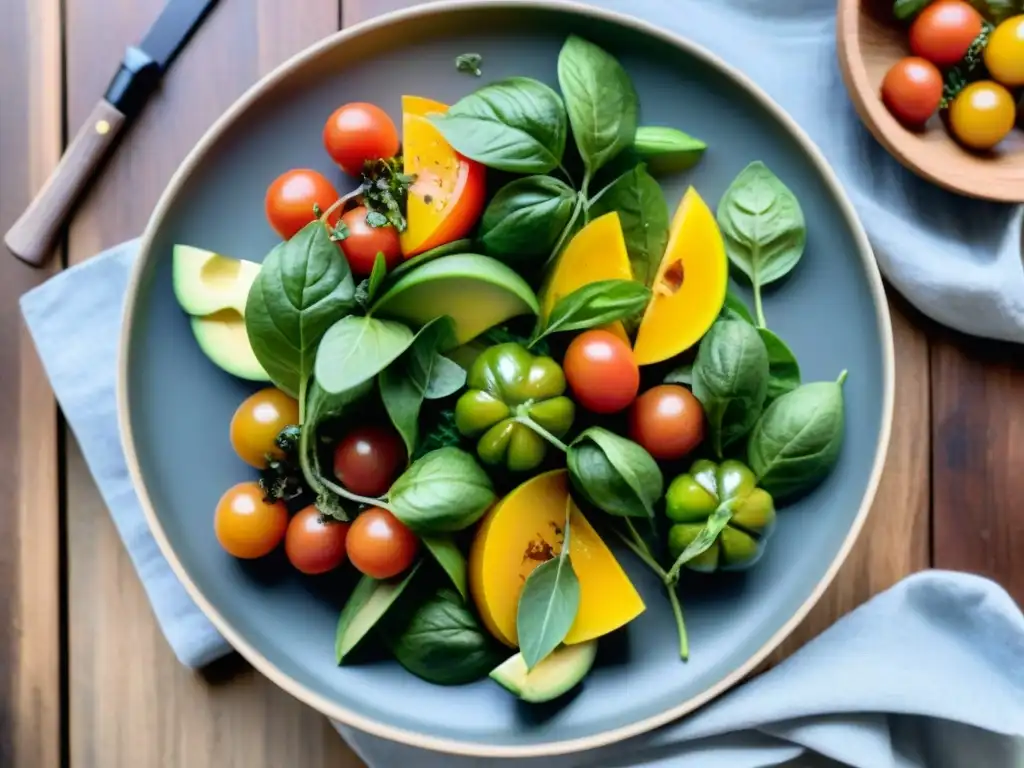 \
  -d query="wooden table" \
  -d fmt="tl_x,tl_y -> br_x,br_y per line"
1,0 -> 1020,765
